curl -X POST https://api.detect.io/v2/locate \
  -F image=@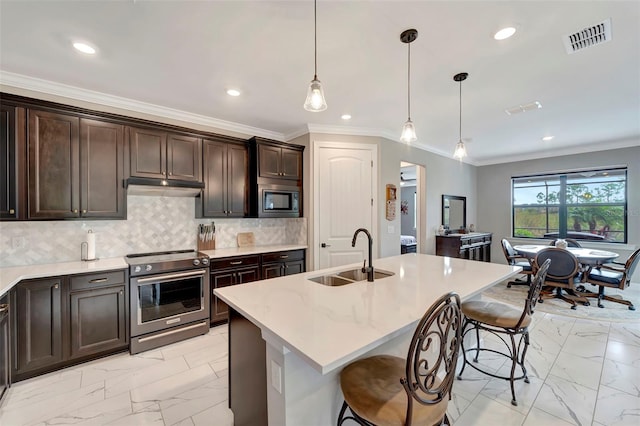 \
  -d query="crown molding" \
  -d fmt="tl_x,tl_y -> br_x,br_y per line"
0,71 -> 285,141
473,137 -> 640,166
